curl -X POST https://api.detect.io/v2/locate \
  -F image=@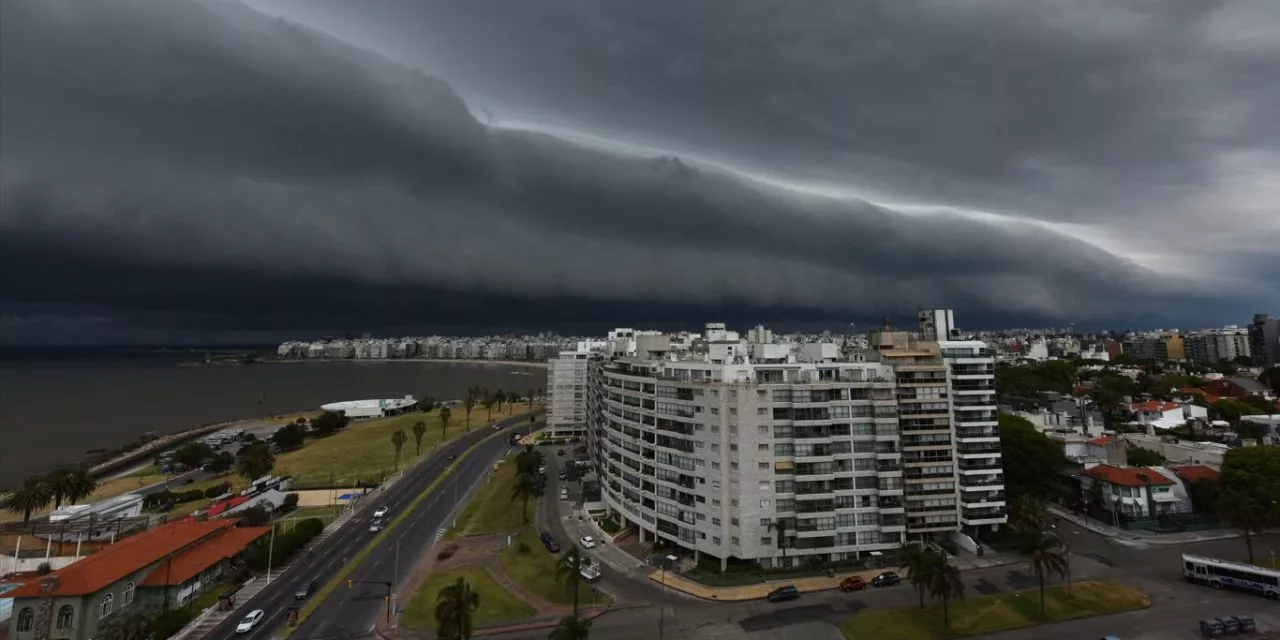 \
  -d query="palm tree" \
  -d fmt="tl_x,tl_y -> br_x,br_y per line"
767,518 -> 792,570
902,542 -> 936,609
511,471 -> 540,524
548,615 -> 592,640
1010,494 -> 1046,535
62,468 -> 98,505
434,576 -> 480,640
463,396 -> 476,431
391,429 -> 408,470
493,390 -> 507,415
1028,534 -> 1069,616
439,407 -> 453,442
556,545 -> 585,620
4,475 -> 53,522
515,445 -> 542,477
527,388 -> 535,410
924,551 -> 965,630
412,421 -> 427,456
48,468 -> 74,508
236,442 -> 276,480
